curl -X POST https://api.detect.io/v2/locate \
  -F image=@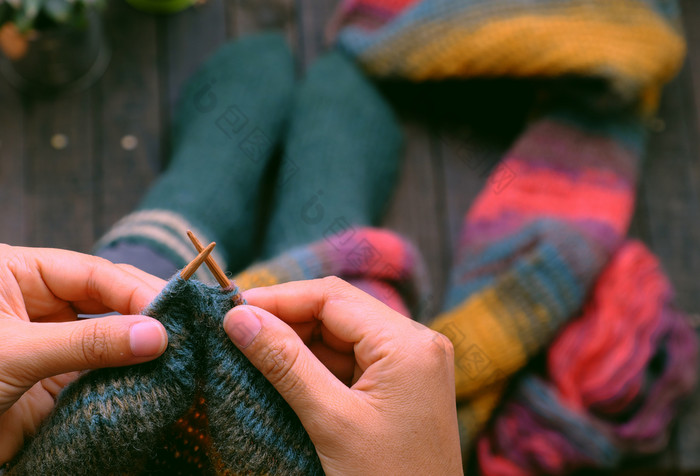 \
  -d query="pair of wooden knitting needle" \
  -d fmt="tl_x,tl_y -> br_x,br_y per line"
180,230 -> 231,288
